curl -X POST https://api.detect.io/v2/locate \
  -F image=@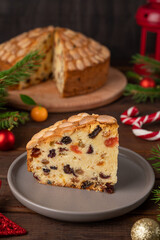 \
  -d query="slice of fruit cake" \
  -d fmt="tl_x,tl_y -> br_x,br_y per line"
26,113 -> 119,192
